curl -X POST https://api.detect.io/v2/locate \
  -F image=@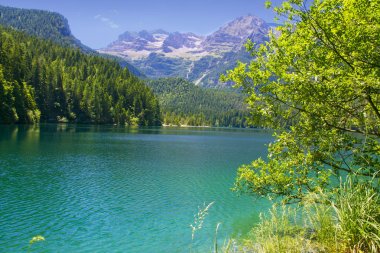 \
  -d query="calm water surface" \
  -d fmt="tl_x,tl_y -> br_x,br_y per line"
0,125 -> 272,252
